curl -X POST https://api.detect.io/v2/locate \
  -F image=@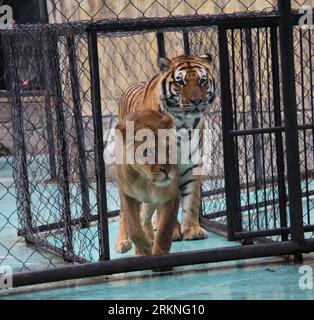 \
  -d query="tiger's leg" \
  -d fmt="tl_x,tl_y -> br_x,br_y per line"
114,194 -> 132,253
180,175 -> 208,240
122,193 -> 152,256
